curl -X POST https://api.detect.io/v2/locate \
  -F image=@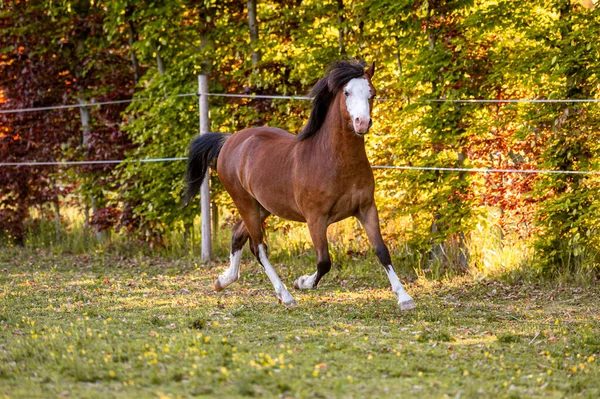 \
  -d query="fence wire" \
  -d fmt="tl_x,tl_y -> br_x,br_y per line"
2,92 -> 599,114
2,157 -> 600,176
1,90 -> 599,175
